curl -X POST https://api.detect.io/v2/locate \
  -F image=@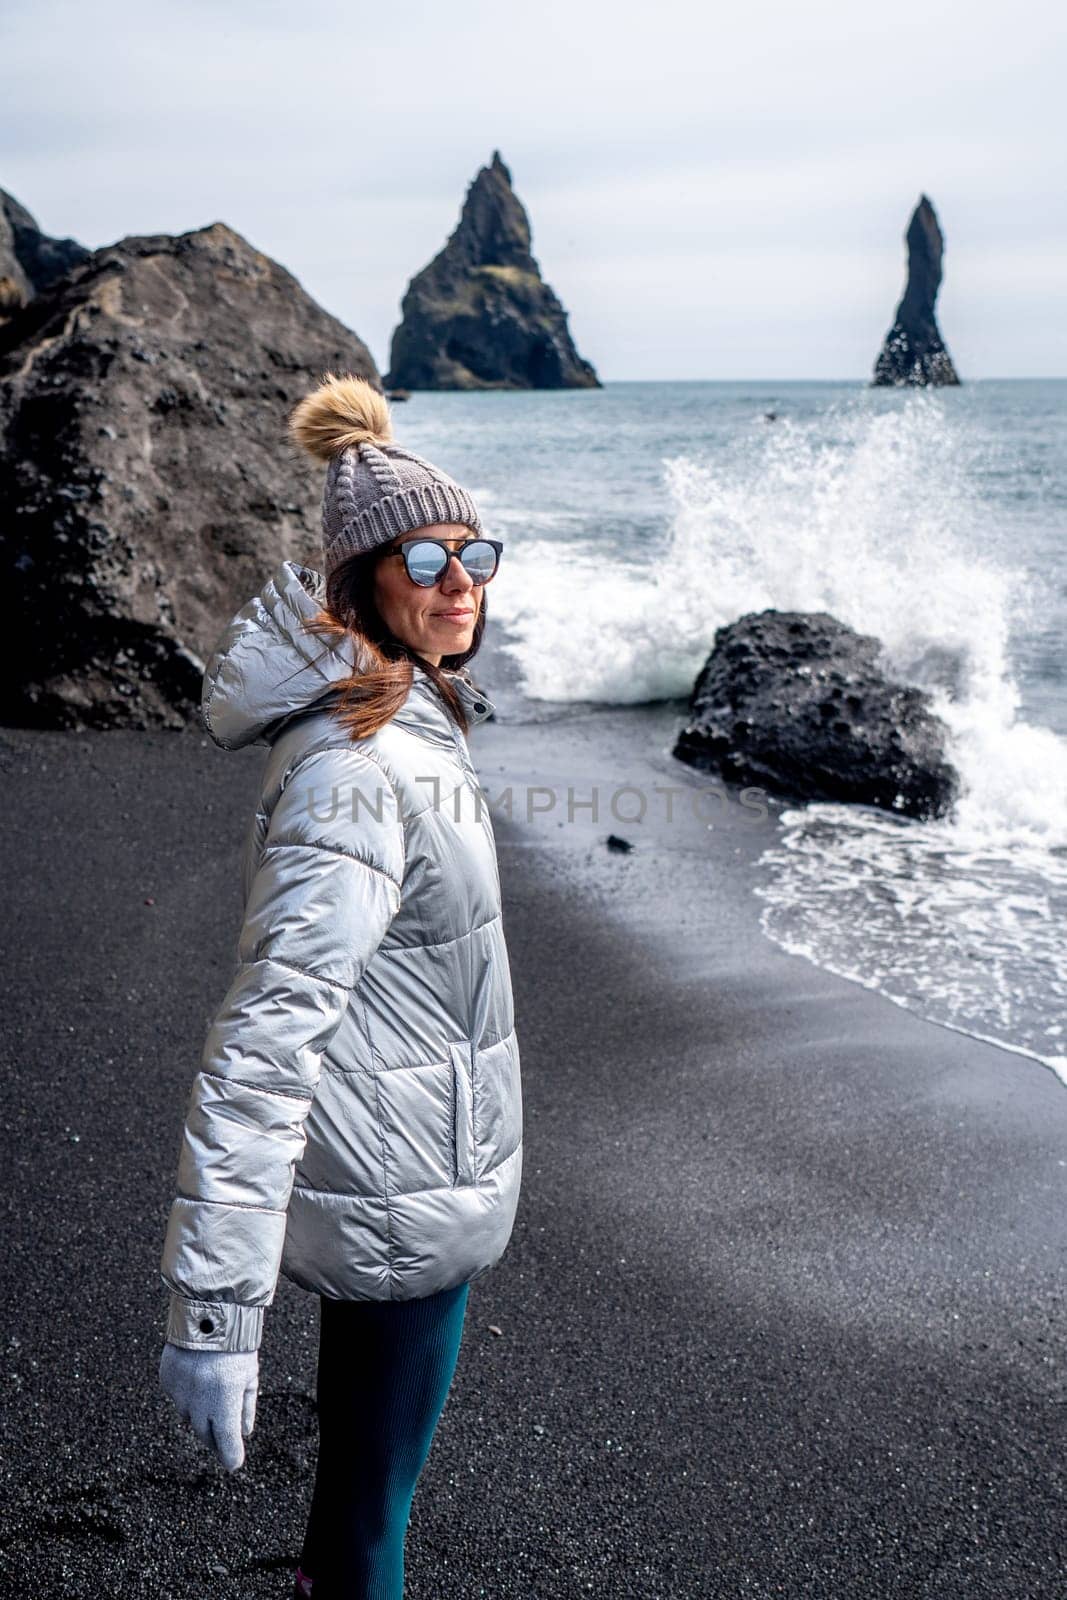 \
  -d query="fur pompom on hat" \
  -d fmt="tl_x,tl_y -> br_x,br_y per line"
288,372 -> 483,579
